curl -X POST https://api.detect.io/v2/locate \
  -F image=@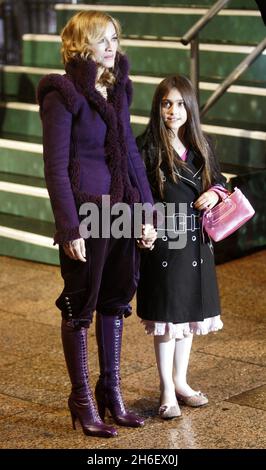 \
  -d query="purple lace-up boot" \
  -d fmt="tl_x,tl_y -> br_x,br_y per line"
61,319 -> 117,438
95,313 -> 145,427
